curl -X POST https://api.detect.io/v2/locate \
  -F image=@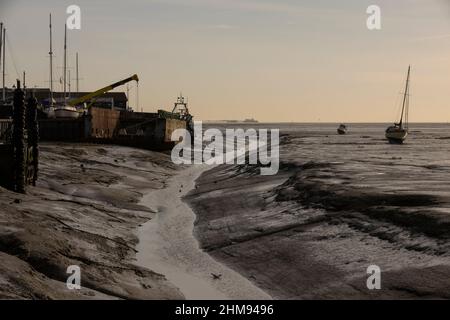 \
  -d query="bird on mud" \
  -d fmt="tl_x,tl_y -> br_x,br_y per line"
211,273 -> 222,280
